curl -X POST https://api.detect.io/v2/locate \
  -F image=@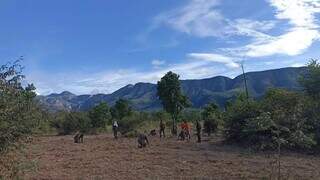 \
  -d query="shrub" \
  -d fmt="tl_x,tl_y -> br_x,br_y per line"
118,112 -> 144,135
261,89 -> 316,150
202,103 -> 221,135
88,102 -> 111,130
224,89 -> 317,150
224,95 -> 261,144
0,60 -> 45,153
51,111 -> 91,135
